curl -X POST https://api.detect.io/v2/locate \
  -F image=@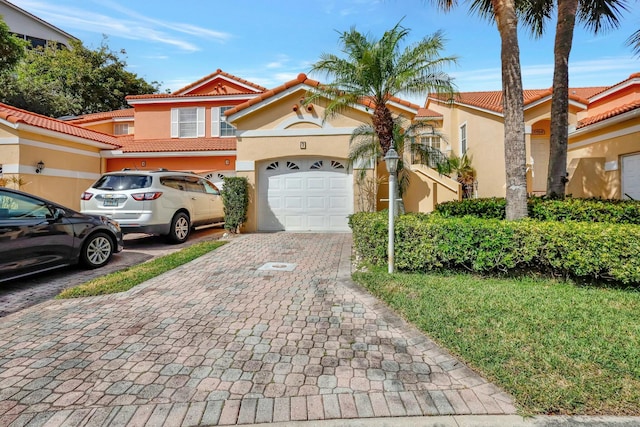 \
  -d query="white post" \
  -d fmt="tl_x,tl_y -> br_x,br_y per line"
384,148 -> 399,275
388,172 -> 396,274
